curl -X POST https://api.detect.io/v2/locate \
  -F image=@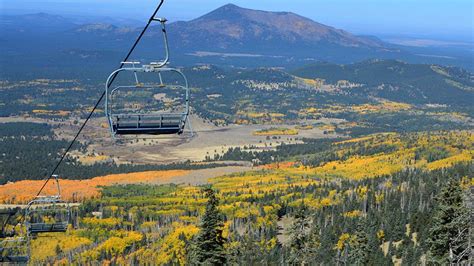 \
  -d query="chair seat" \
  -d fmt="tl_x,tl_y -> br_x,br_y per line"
112,114 -> 185,135
0,256 -> 29,263
28,222 -> 68,233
